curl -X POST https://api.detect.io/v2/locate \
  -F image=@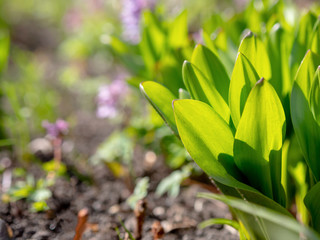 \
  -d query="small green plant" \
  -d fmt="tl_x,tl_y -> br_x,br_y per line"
5,172 -> 53,212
